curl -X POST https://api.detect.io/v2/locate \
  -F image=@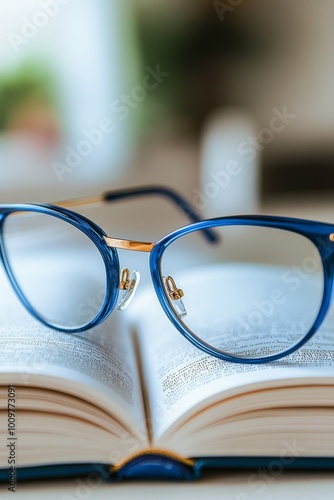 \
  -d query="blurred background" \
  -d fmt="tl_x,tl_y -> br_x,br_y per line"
0,0 -> 334,217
